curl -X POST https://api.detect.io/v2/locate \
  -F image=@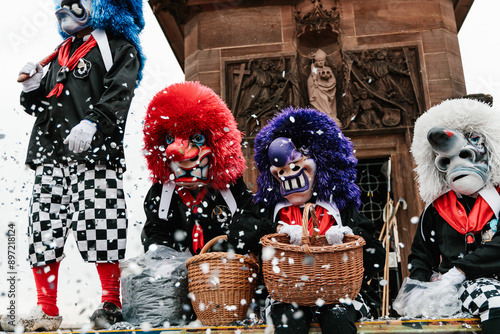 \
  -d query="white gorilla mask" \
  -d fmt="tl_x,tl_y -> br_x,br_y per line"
428,127 -> 489,195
